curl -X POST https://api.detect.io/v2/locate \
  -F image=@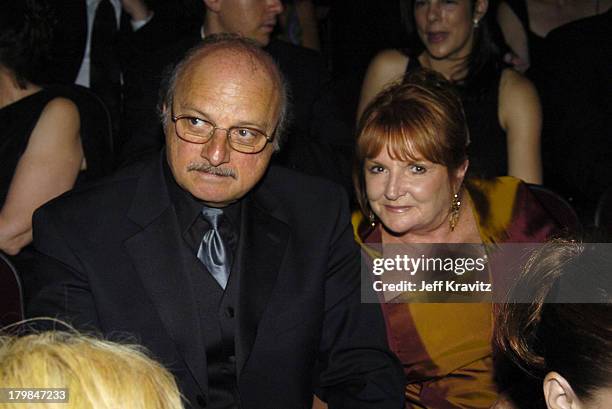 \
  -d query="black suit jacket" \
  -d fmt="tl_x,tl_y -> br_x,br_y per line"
25,153 -> 403,409
47,0 -> 189,85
